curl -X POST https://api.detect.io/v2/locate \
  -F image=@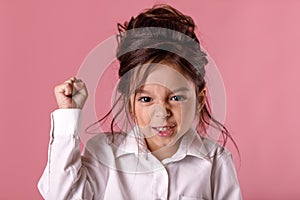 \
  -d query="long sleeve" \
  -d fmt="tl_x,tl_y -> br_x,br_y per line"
211,151 -> 243,200
37,109 -> 94,200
